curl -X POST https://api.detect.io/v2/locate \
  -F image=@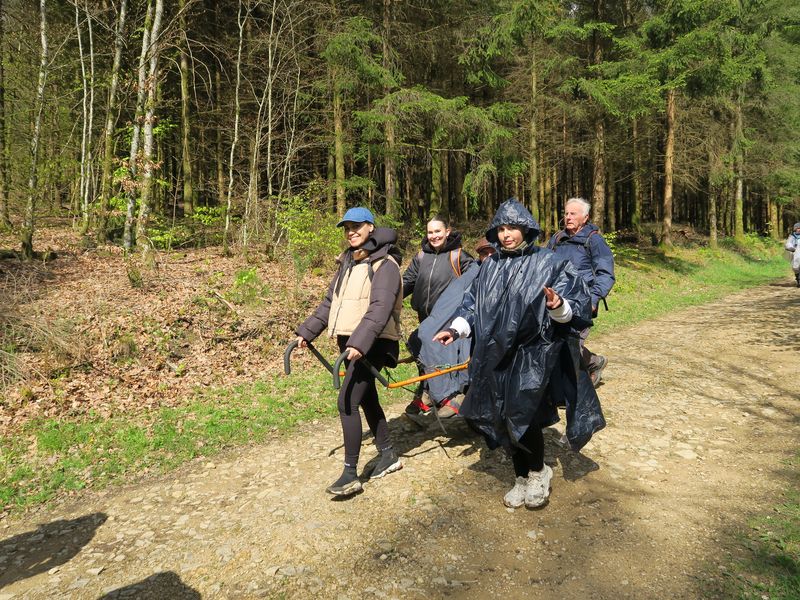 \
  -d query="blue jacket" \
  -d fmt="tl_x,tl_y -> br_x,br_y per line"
547,224 -> 615,310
